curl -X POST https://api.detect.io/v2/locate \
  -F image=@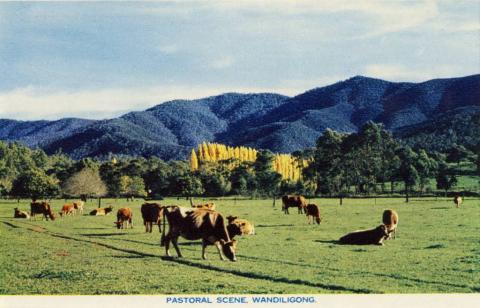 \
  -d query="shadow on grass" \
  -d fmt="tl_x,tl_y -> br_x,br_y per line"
2,221 -> 20,228
11,221 -> 373,294
80,233 -> 129,237
256,224 -> 295,228
314,240 -> 339,244
430,207 -> 450,210
73,227 -> 110,230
